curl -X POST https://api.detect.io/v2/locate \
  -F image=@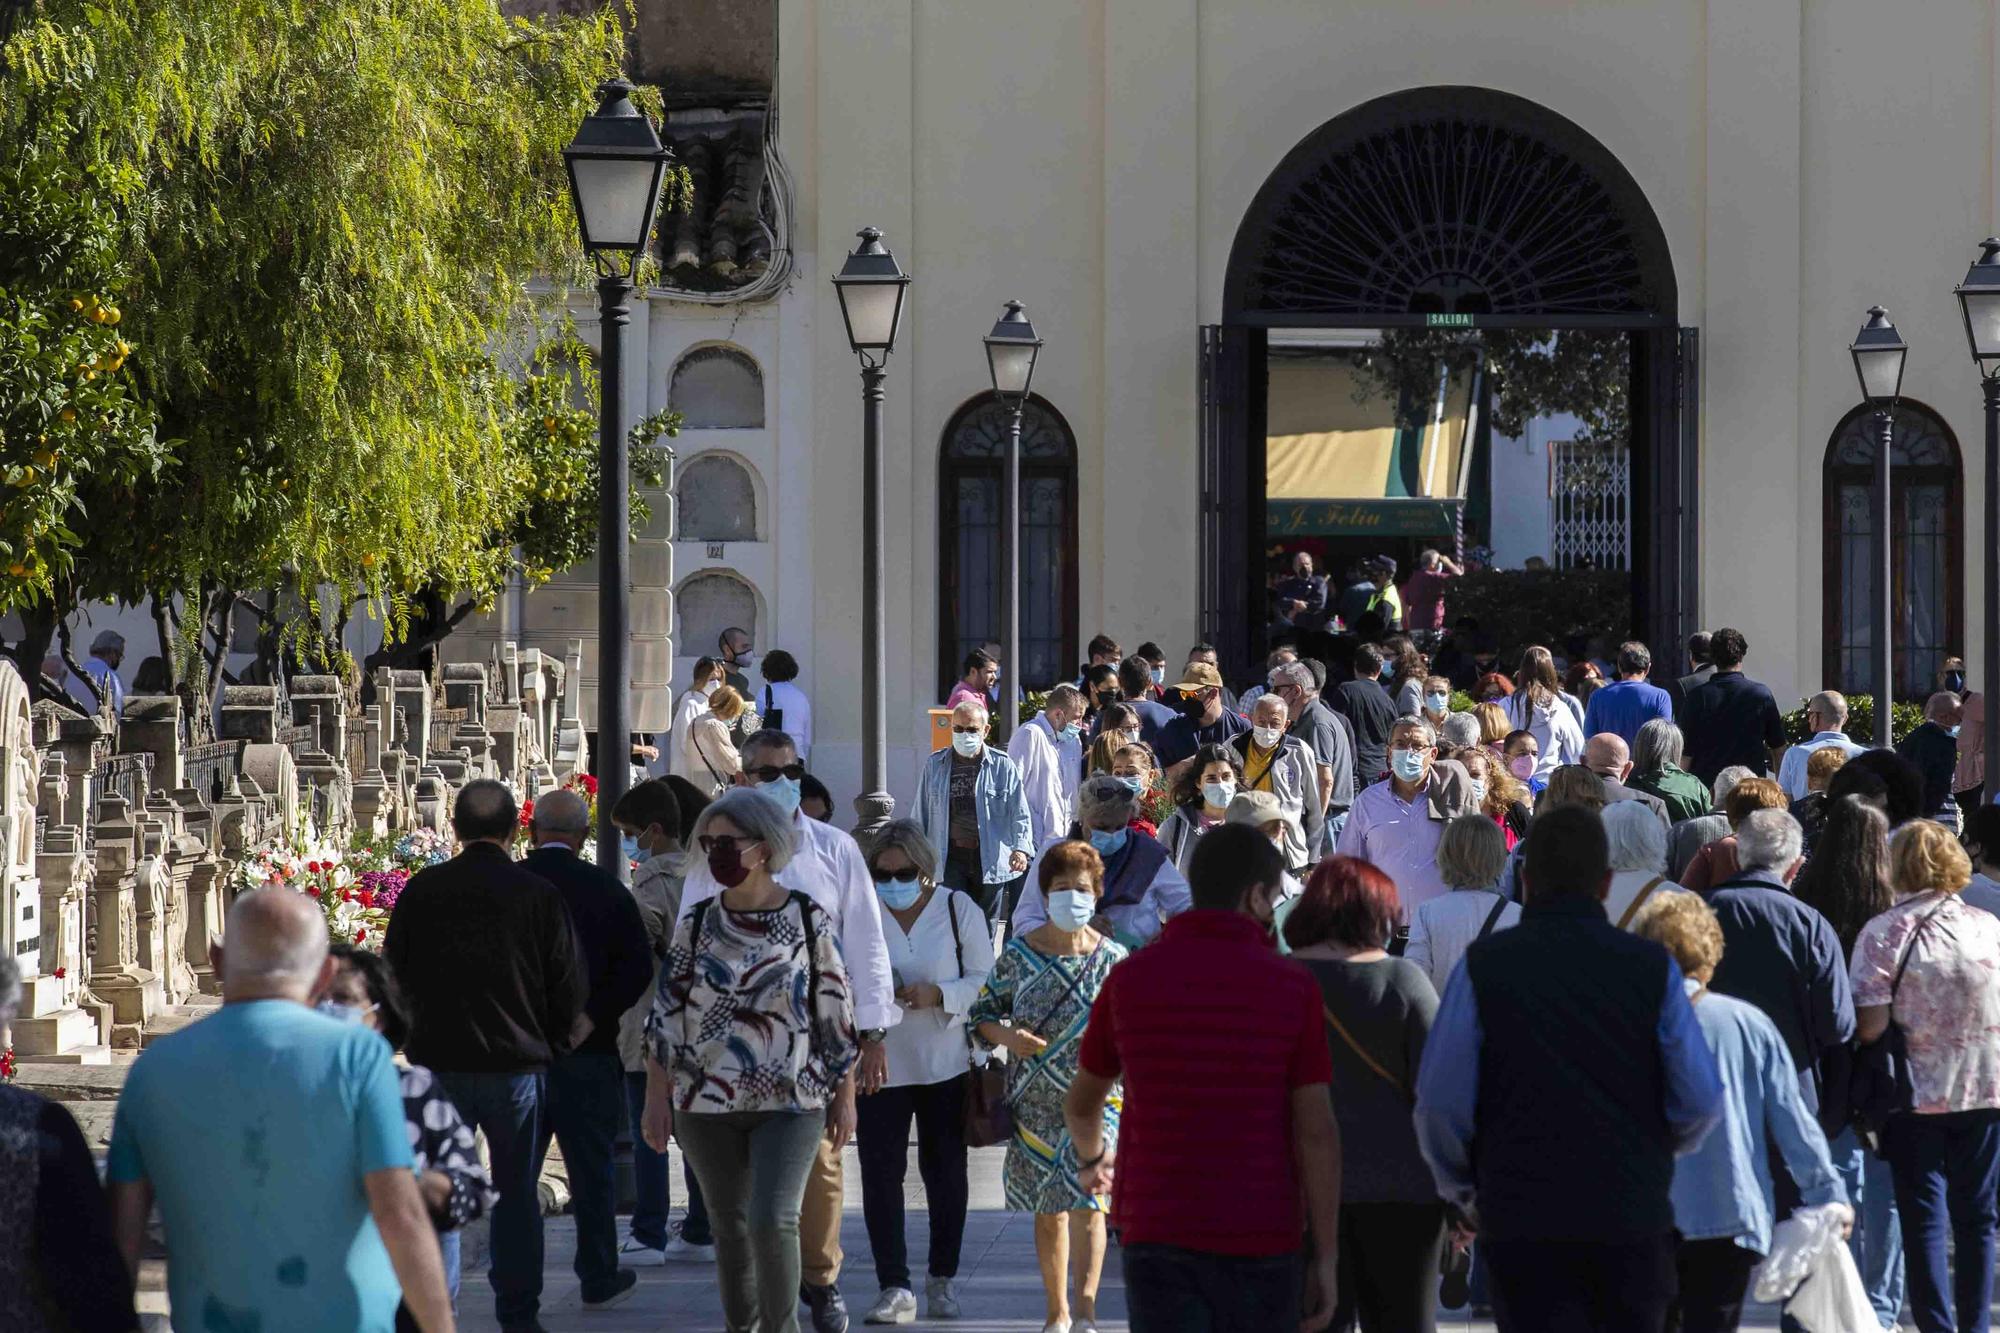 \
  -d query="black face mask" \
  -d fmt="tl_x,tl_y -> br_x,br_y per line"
1946,670 -> 1967,693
